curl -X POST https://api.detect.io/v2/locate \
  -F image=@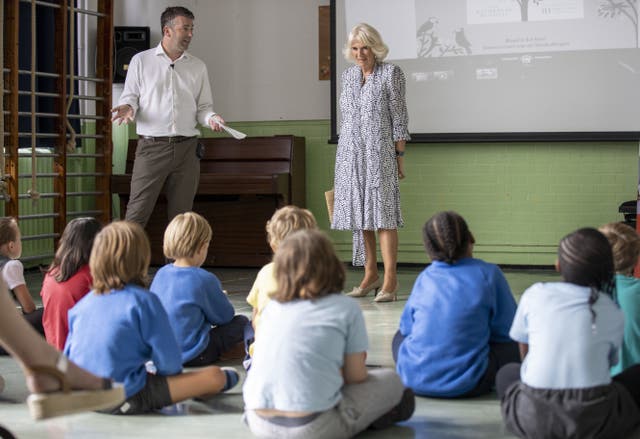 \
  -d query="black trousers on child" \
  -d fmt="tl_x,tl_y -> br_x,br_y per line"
496,362 -> 640,408
183,315 -> 249,367
496,363 -> 640,439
